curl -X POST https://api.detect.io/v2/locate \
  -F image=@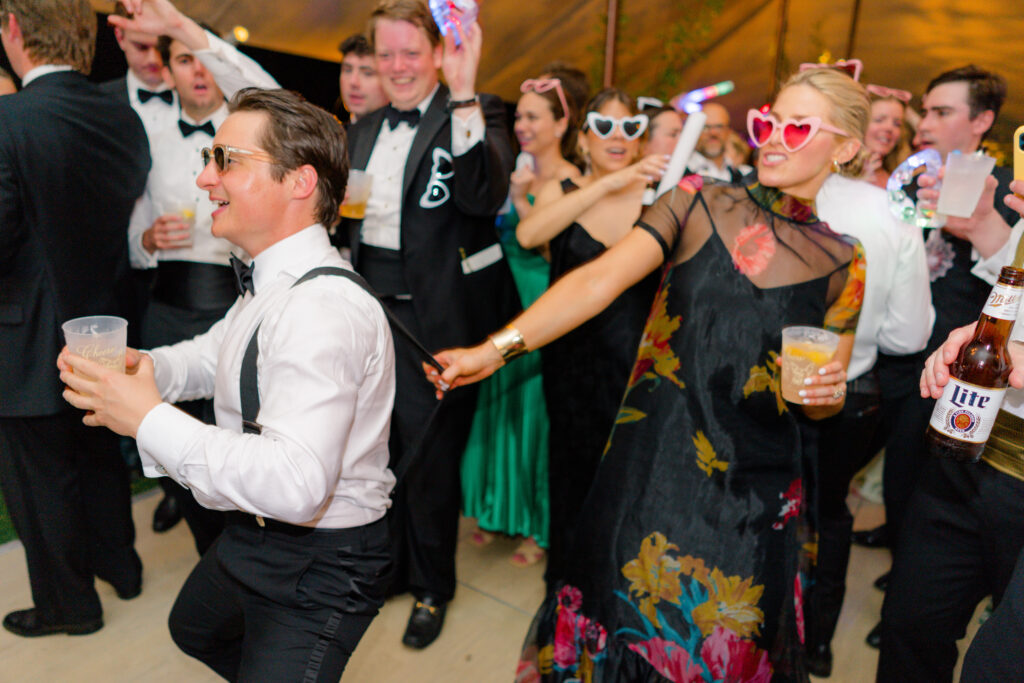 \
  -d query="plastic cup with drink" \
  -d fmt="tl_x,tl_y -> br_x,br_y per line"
936,150 -> 996,218
62,315 -> 128,379
780,325 -> 840,403
340,170 -> 373,219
